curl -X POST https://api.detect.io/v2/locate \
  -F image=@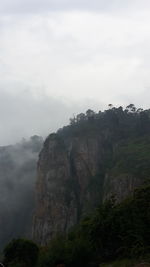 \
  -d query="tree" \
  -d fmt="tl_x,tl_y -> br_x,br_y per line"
86,109 -> 95,120
108,104 -> 113,109
76,113 -> 86,122
70,116 -> 76,125
3,239 -> 39,267
126,104 -> 136,113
